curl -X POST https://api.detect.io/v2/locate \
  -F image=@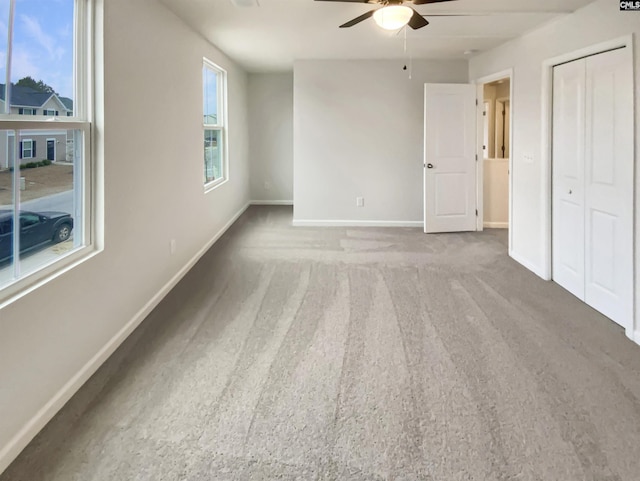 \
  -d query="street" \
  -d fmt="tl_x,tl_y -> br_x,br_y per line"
0,189 -> 73,213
